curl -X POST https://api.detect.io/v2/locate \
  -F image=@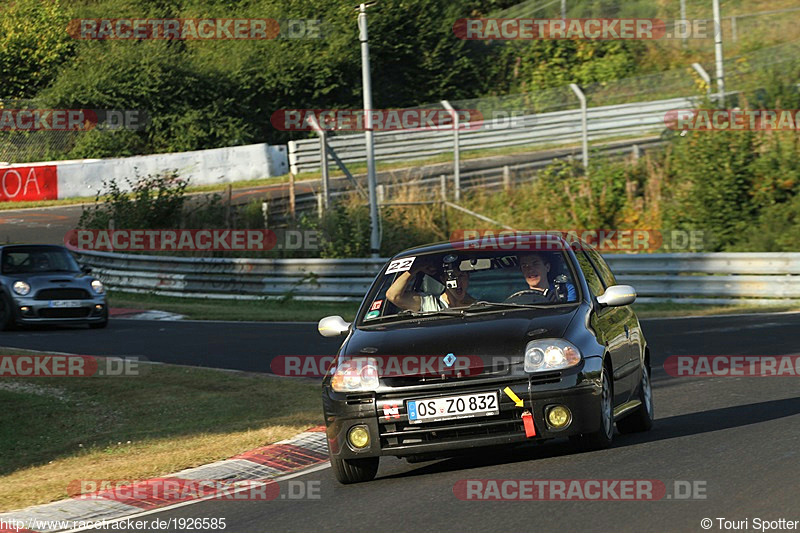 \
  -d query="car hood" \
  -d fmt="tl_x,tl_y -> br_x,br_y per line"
345,306 -> 580,375
6,272 -> 89,287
